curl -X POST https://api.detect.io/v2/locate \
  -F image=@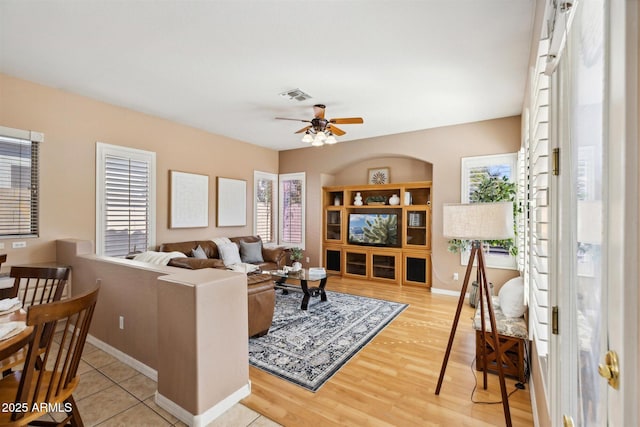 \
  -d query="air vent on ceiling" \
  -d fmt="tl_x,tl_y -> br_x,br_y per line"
279,88 -> 312,102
